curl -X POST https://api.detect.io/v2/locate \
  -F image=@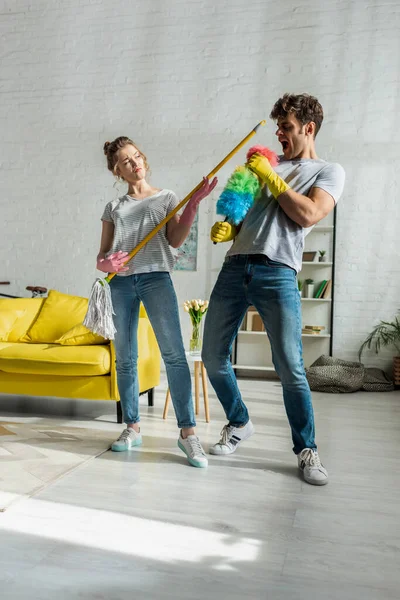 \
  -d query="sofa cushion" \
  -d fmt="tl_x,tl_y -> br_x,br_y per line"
22,290 -> 89,343
55,323 -> 107,346
0,343 -> 110,376
0,298 -> 45,342
0,310 -> 25,342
